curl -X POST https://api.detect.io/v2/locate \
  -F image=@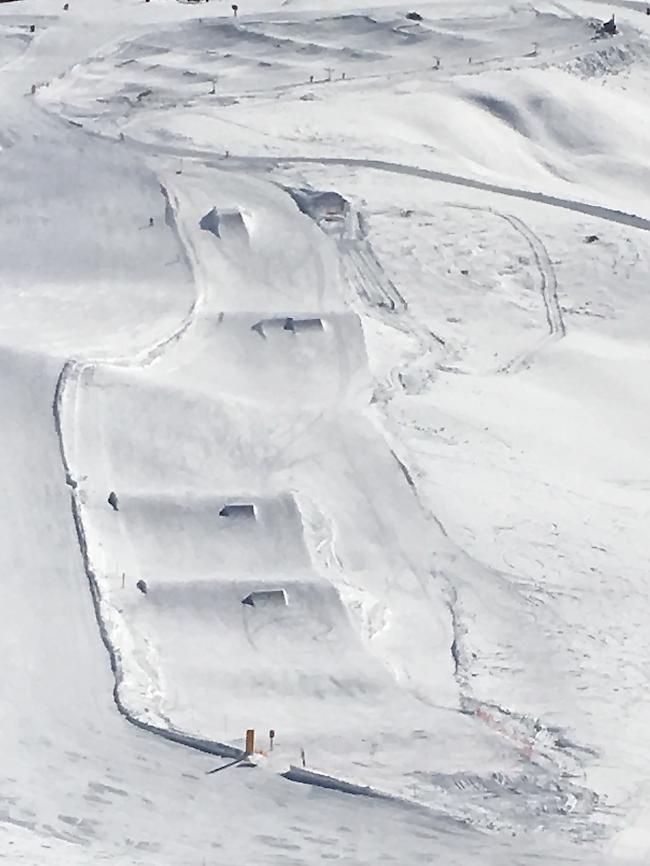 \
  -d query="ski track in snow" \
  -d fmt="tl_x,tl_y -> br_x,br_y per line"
444,204 -> 566,373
